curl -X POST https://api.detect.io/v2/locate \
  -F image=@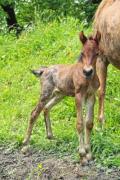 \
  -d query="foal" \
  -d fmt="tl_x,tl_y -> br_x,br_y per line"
22,31 -> 101,164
